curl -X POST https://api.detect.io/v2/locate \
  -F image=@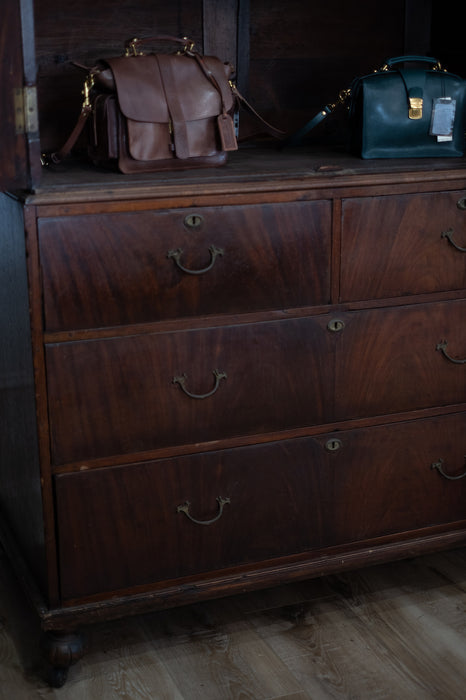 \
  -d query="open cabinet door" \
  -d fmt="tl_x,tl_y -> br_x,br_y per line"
0,0 -> 40,193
